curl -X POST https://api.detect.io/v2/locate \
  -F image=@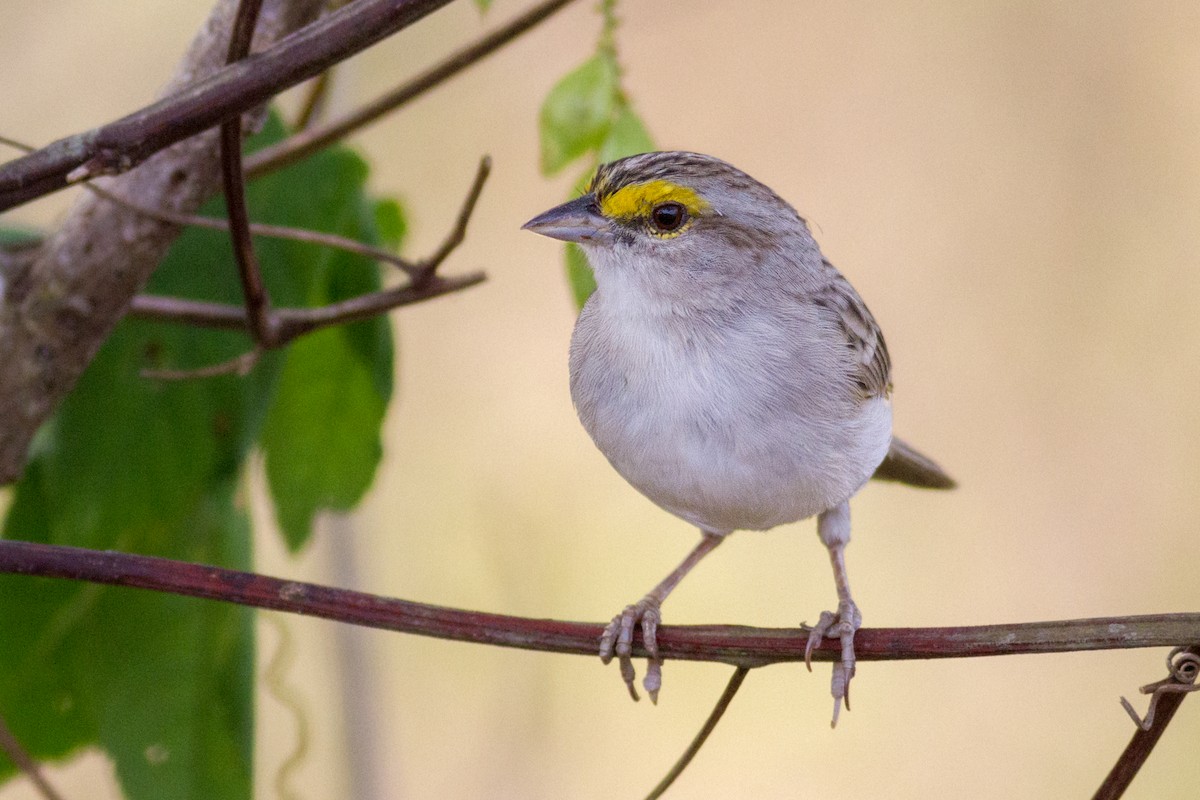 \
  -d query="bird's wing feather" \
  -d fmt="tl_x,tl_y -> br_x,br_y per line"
809,261 -> 892,401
